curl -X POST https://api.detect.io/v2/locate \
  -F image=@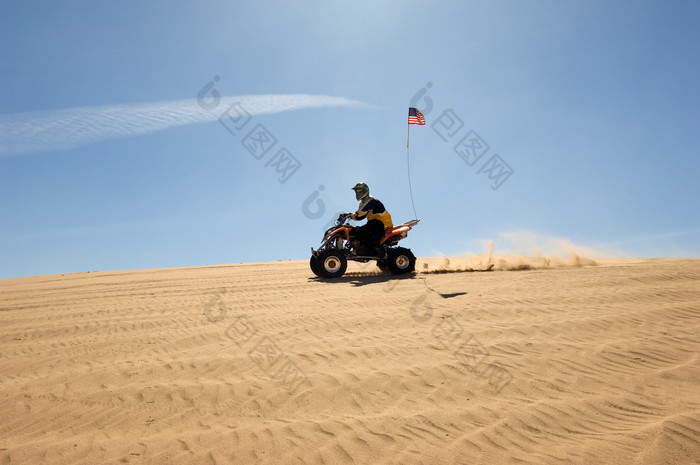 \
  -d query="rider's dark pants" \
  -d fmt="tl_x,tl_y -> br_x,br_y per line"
353,219 -> 386,248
